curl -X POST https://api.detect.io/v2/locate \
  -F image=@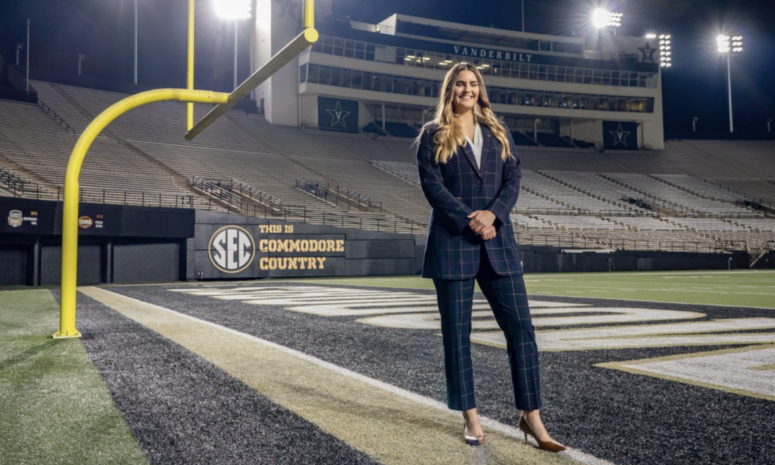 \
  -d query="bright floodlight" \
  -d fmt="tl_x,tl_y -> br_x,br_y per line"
718,34 -> 743,54
658,34 -> 672,67
717,35 -> 730,53
214,0 -> 252,20
645,33 -> 657,39
593,8 -> 622,28
731,36 -> 744,52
